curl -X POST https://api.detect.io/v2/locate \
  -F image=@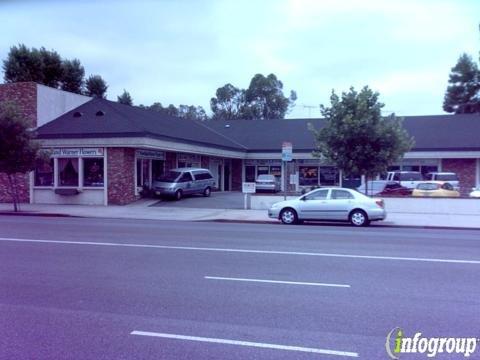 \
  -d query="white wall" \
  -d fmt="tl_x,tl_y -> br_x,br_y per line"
33,189 -> 104,205
36,84 -> 91,127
